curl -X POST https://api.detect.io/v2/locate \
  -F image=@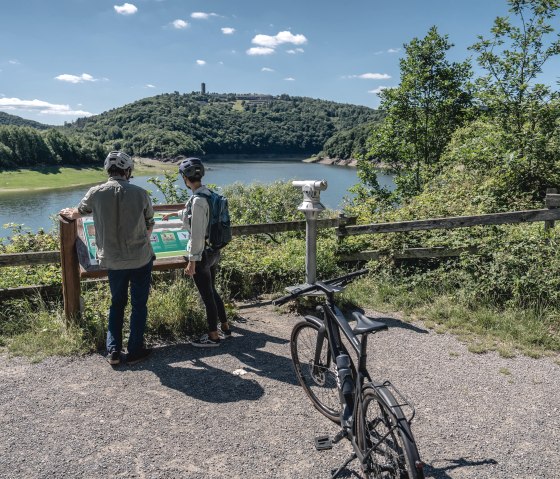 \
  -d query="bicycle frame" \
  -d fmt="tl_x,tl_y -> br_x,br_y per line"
306,284 -> 405,477
275,269 -> 422,478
